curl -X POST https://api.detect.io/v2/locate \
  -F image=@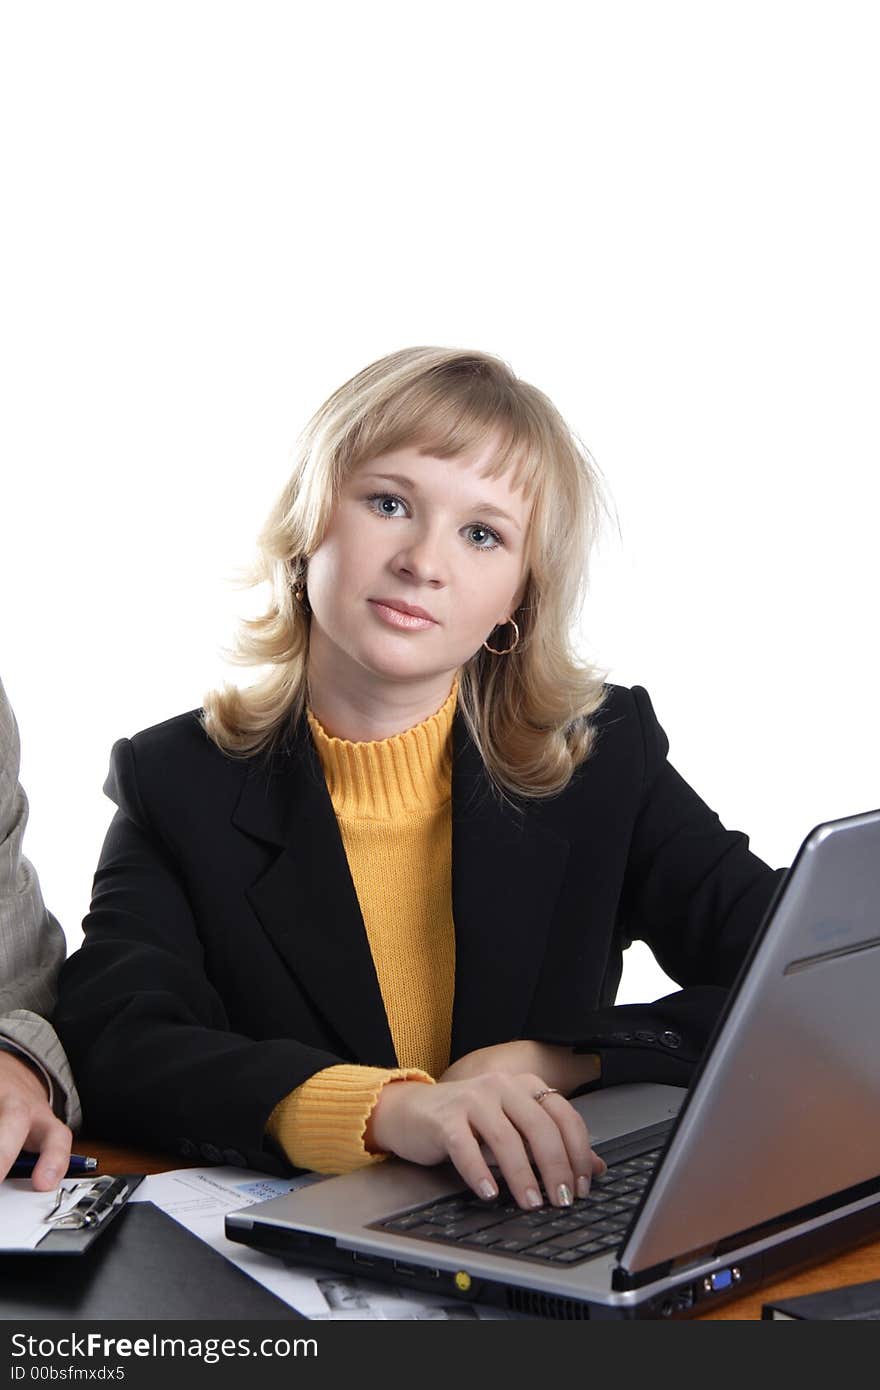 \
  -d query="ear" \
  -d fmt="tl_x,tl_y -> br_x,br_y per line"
510,570 -> 531,614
